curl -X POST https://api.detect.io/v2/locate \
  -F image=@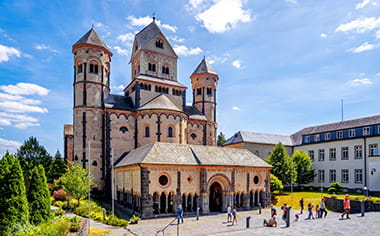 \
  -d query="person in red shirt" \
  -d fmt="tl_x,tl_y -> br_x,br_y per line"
341,194 -> 351,219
